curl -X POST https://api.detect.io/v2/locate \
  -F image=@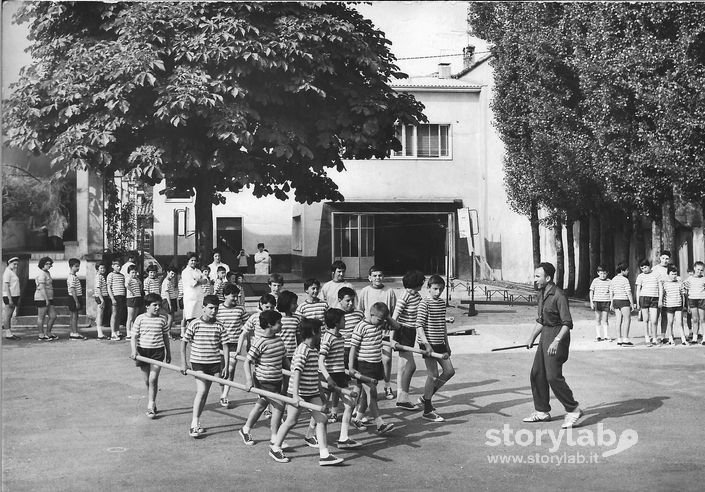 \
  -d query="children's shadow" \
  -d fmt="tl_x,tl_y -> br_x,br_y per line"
153,406 -> 192,418
340,427 -> 454,463
579,397 -> 669,427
